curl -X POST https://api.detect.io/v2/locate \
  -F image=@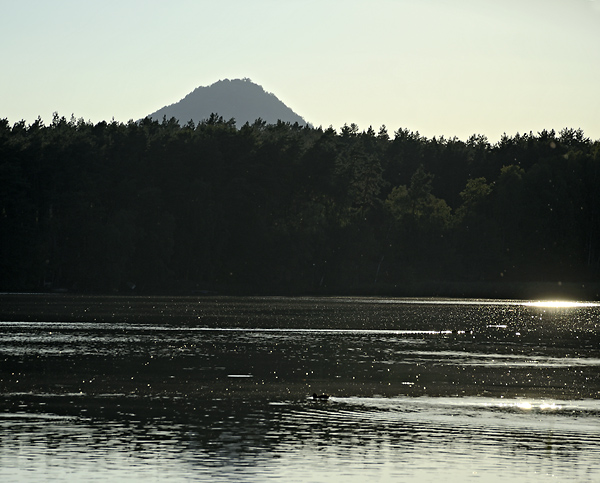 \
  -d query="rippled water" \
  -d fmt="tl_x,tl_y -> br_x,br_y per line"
1,295 -> 600,481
